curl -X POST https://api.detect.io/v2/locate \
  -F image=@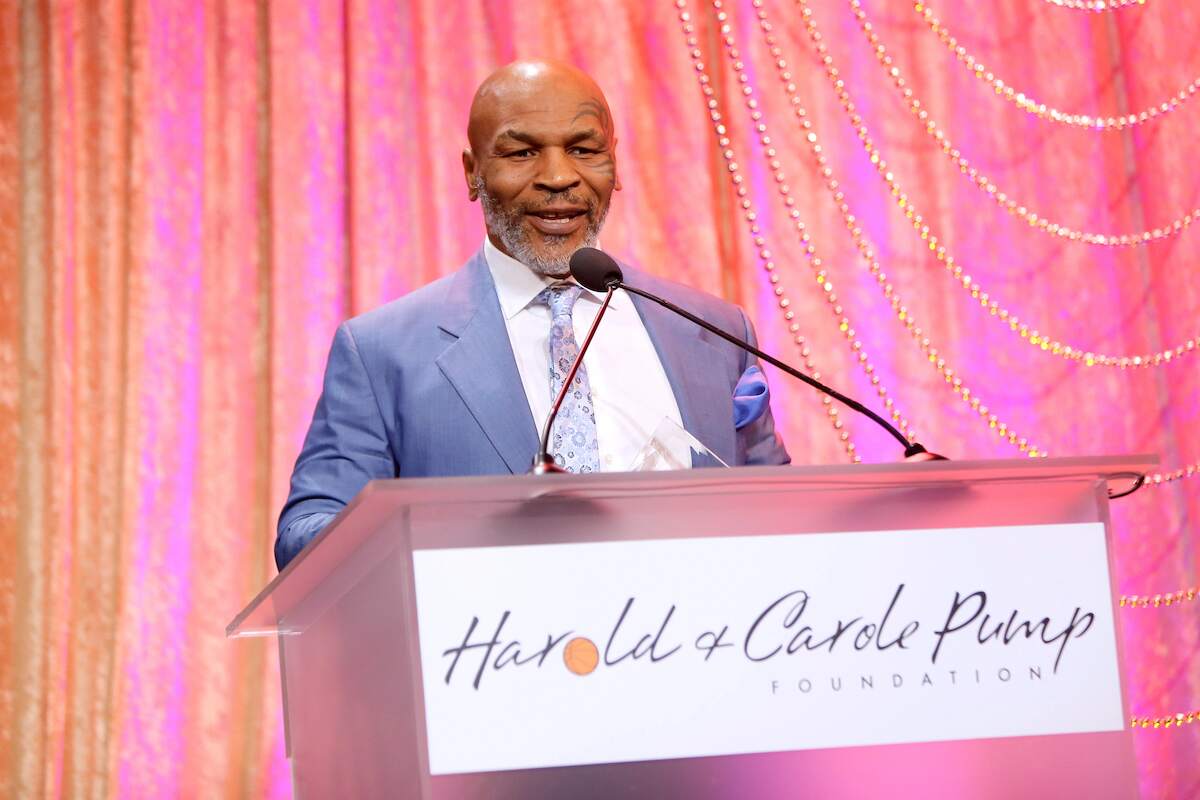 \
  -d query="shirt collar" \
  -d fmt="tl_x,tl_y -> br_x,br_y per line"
483,237 -> 609,320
